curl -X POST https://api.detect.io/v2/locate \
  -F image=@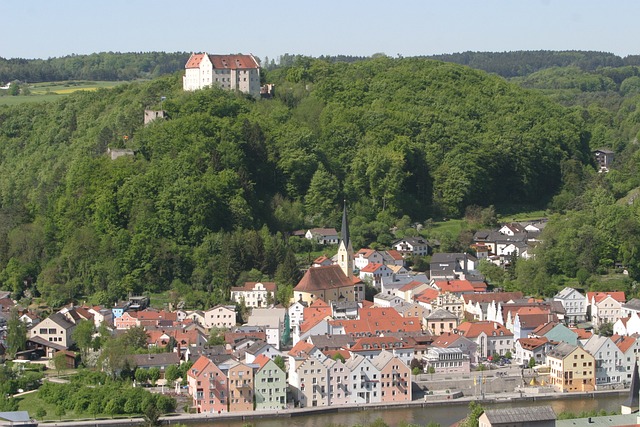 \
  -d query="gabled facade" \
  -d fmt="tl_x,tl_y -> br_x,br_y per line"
359,263 -> 392,287
426,308 -> 459,335
203,305 -> 236,329
531,321 -> 578,345
613,335 -> 640,384
225,360 -> 254,412
372,350 -> 412,402
354,249 -> 386,271
253,355 -> 287,410
391,238 -> 430,258
613,312 -> 640,336
345,354 -> 381,404
547,343 -> 595,392
187,356 -> 228,413
583,335 -> 624,387
554,287 -> 586,324
456,321 -> 513,360
30,313 -> 76,349
588,291 -> 625,328
230,282 -> 276,309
